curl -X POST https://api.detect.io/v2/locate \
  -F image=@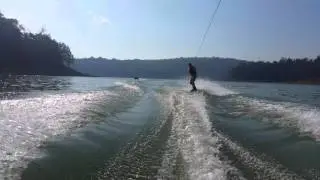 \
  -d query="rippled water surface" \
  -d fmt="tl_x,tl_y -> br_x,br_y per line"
1,76 -> 320,180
